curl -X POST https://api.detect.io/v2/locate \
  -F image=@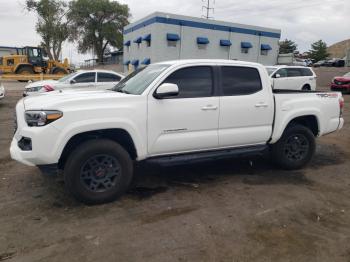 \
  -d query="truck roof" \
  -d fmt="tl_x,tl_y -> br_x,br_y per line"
155,59 -> 263,67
